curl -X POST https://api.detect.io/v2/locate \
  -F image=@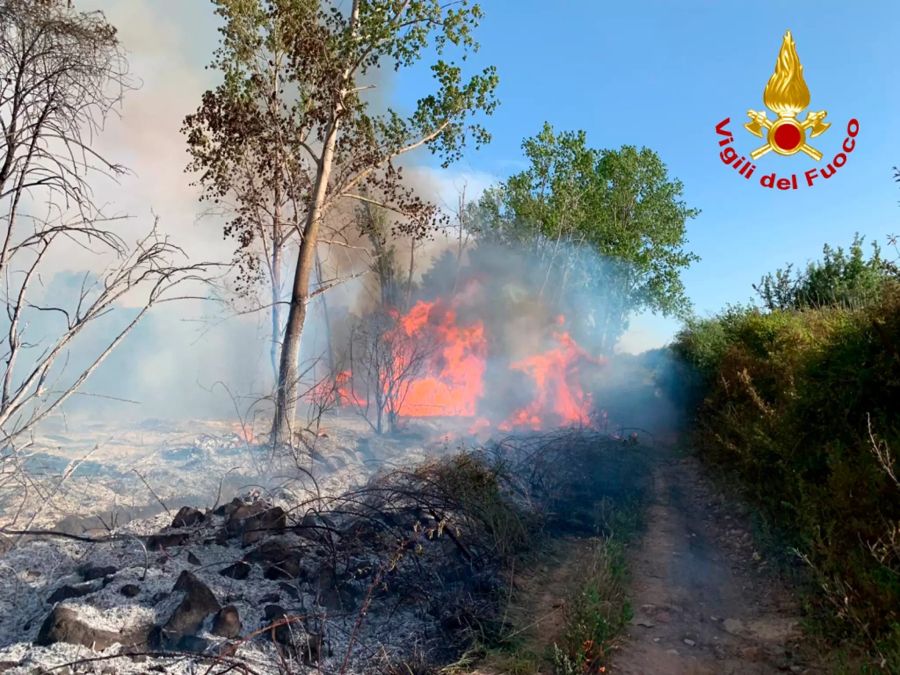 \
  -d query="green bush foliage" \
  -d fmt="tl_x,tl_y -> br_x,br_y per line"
753,234 -> 897,311
674,289 -> 900,659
